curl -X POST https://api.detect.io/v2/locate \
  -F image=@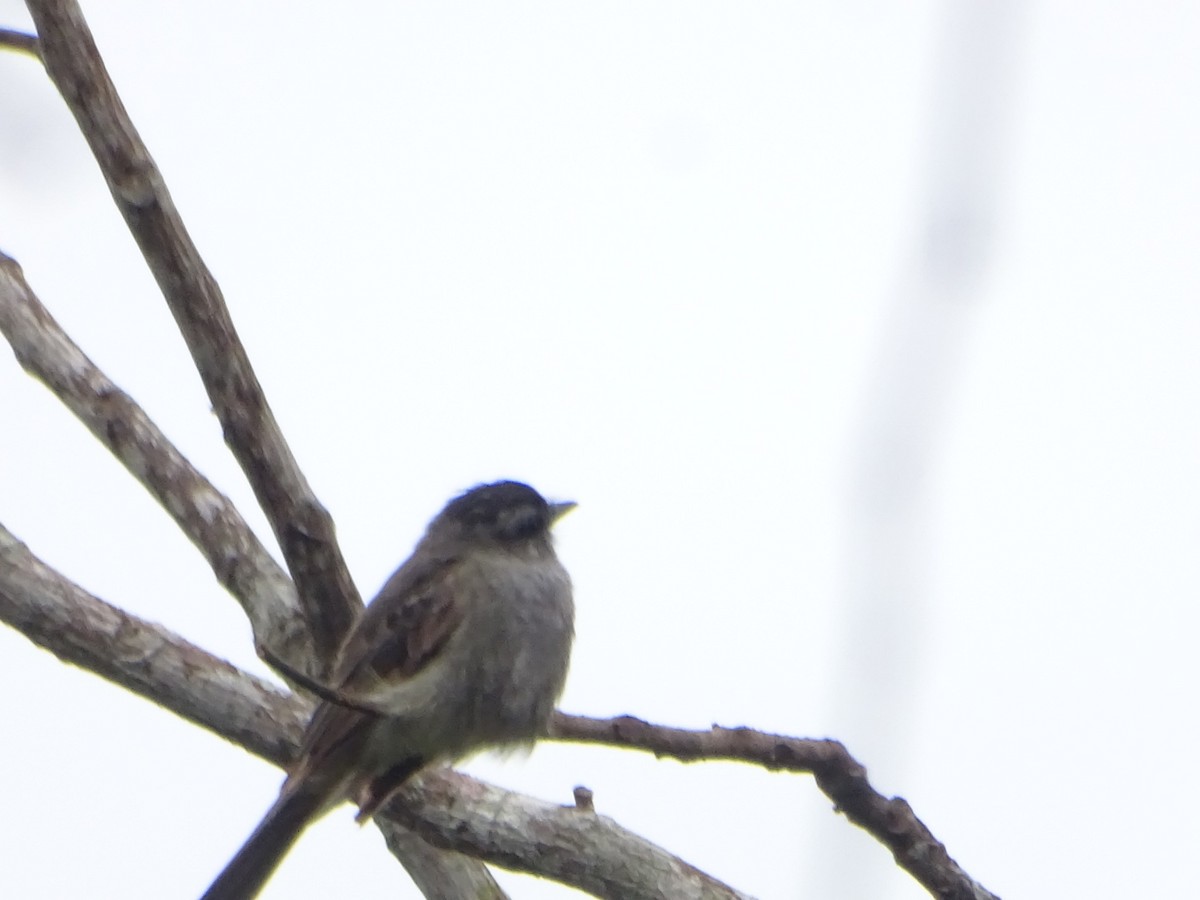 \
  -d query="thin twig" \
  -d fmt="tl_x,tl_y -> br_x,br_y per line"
23,0 -> 360,669
552,714 -> 999,900
0,27 -> 39,58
